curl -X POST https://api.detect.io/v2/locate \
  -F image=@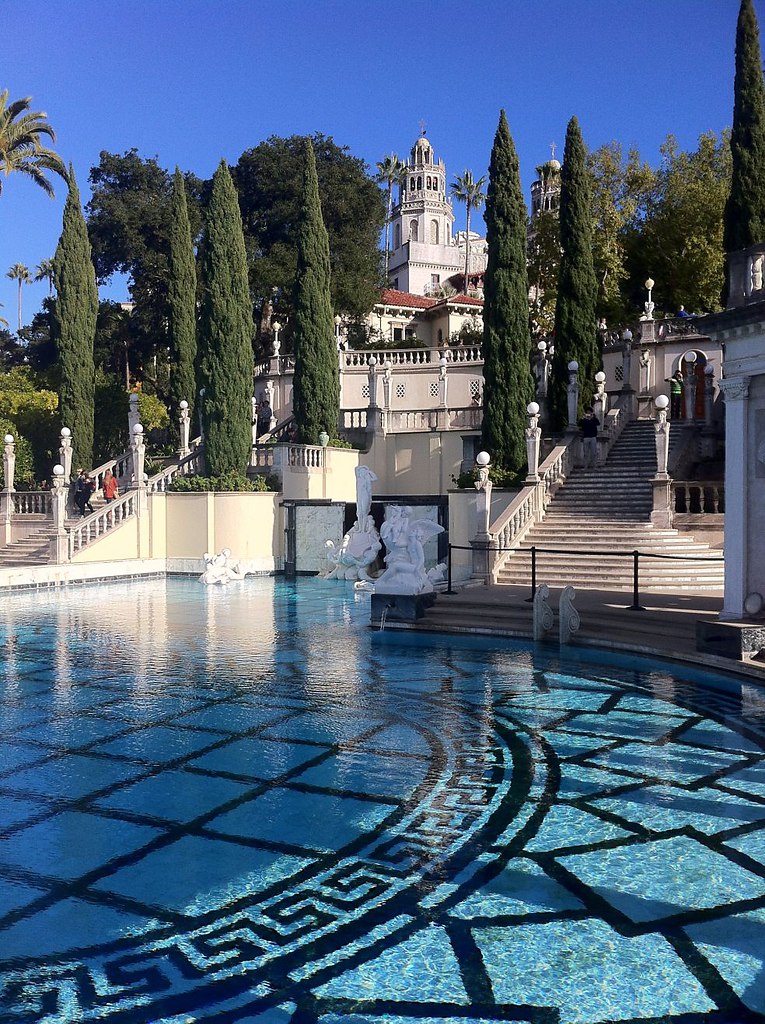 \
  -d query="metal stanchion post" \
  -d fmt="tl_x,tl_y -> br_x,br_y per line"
628,550 -> 646,611
446,544 -> 454,595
